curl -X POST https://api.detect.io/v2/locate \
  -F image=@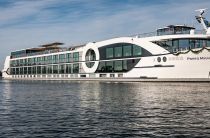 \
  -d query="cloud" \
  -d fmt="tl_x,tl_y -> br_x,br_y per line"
0,0 -> 210,67
0,1 -> 44,22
